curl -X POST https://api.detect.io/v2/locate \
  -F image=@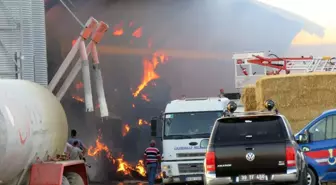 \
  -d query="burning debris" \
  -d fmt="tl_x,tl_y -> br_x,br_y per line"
141,94 -> 150,102
88,131 -> 148,178
132,27 -> 143,38
138,119 -> 150,126
113,22 -> 124,36
122,124 -> 130,137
